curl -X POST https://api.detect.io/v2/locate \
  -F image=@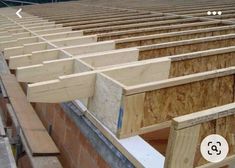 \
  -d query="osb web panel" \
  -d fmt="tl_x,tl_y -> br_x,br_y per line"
97,23 -> 224,41
142,75 -> 234,127
139,38 -> 235,60
169,52 -> 235,77
115,28 -> 235,49
193,115 -> 235,167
